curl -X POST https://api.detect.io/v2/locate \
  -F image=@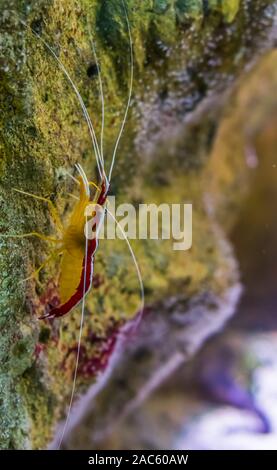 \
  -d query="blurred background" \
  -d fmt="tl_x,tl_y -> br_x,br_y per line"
65,48 -> 277,451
